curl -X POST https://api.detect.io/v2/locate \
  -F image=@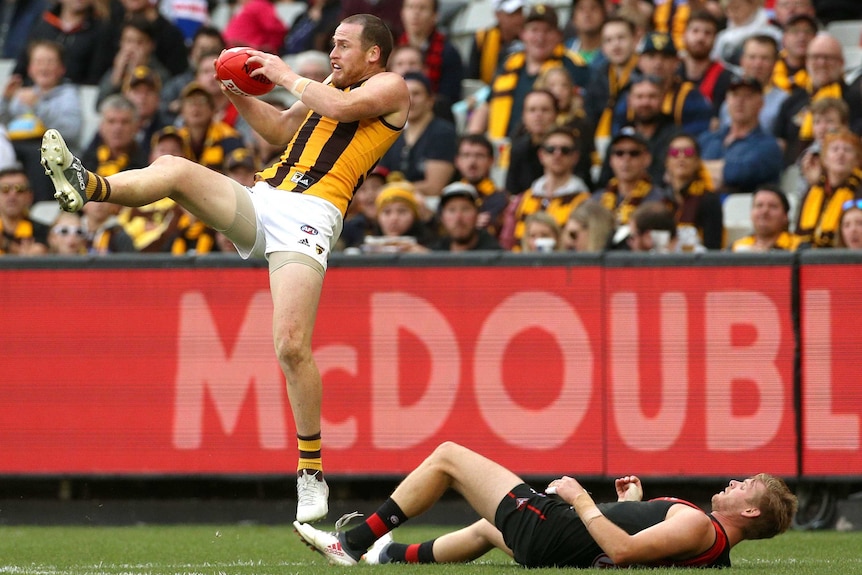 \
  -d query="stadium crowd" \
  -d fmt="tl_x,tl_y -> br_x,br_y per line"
2,0 -> 862,256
